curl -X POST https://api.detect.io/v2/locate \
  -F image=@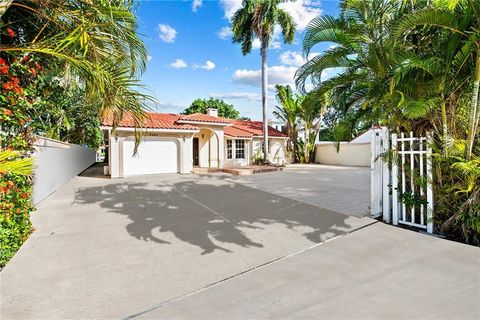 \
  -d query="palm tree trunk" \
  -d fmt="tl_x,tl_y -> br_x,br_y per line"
261,37 -> 269,163
467,47 -> 480,160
